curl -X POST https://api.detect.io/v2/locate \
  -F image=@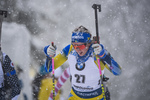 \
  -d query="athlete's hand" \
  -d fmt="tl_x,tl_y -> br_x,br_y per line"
47,43 -> 56,57
92,43 -> 102,55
